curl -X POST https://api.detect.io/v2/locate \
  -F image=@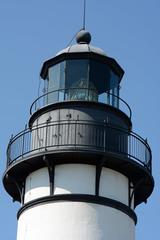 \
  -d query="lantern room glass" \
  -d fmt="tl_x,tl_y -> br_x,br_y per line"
46,59 -> 120,107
